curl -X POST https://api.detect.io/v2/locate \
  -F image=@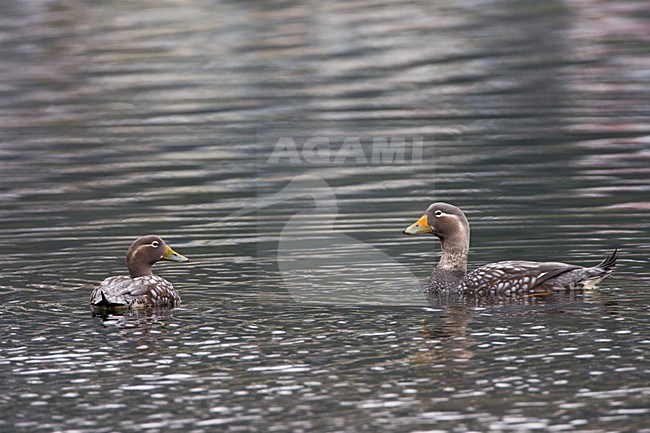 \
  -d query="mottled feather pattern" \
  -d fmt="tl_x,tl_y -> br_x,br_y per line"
429,253 -> 618,295
458,261 -> 578,295
460,262 -> 540,295
90,275 -> 181,309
